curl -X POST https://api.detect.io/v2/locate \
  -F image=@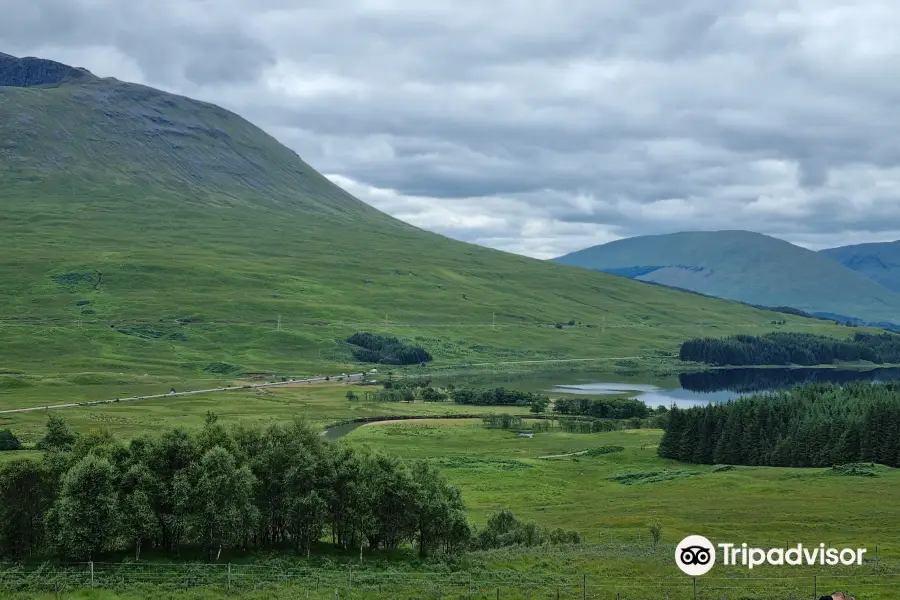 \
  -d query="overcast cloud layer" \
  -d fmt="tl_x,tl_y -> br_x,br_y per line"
3,0 -> 900,258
